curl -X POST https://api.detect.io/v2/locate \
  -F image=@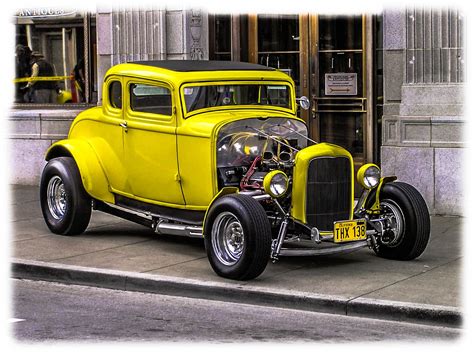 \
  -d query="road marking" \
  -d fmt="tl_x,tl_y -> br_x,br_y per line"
9,318 -> 25,323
